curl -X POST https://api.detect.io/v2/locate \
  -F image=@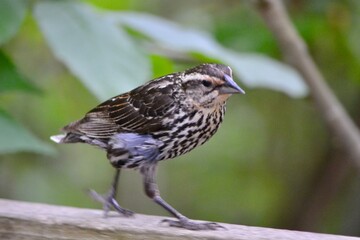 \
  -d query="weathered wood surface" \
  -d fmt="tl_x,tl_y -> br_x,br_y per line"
0,199 -> 358,240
